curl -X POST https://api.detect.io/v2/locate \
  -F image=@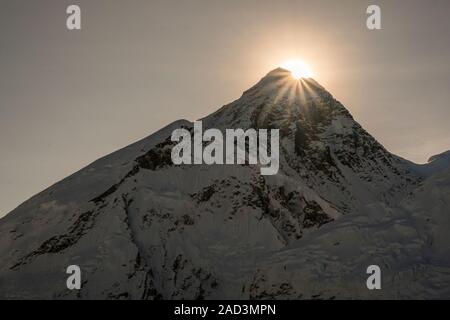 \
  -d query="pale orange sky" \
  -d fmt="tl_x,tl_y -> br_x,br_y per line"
1,0 -> 450,217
